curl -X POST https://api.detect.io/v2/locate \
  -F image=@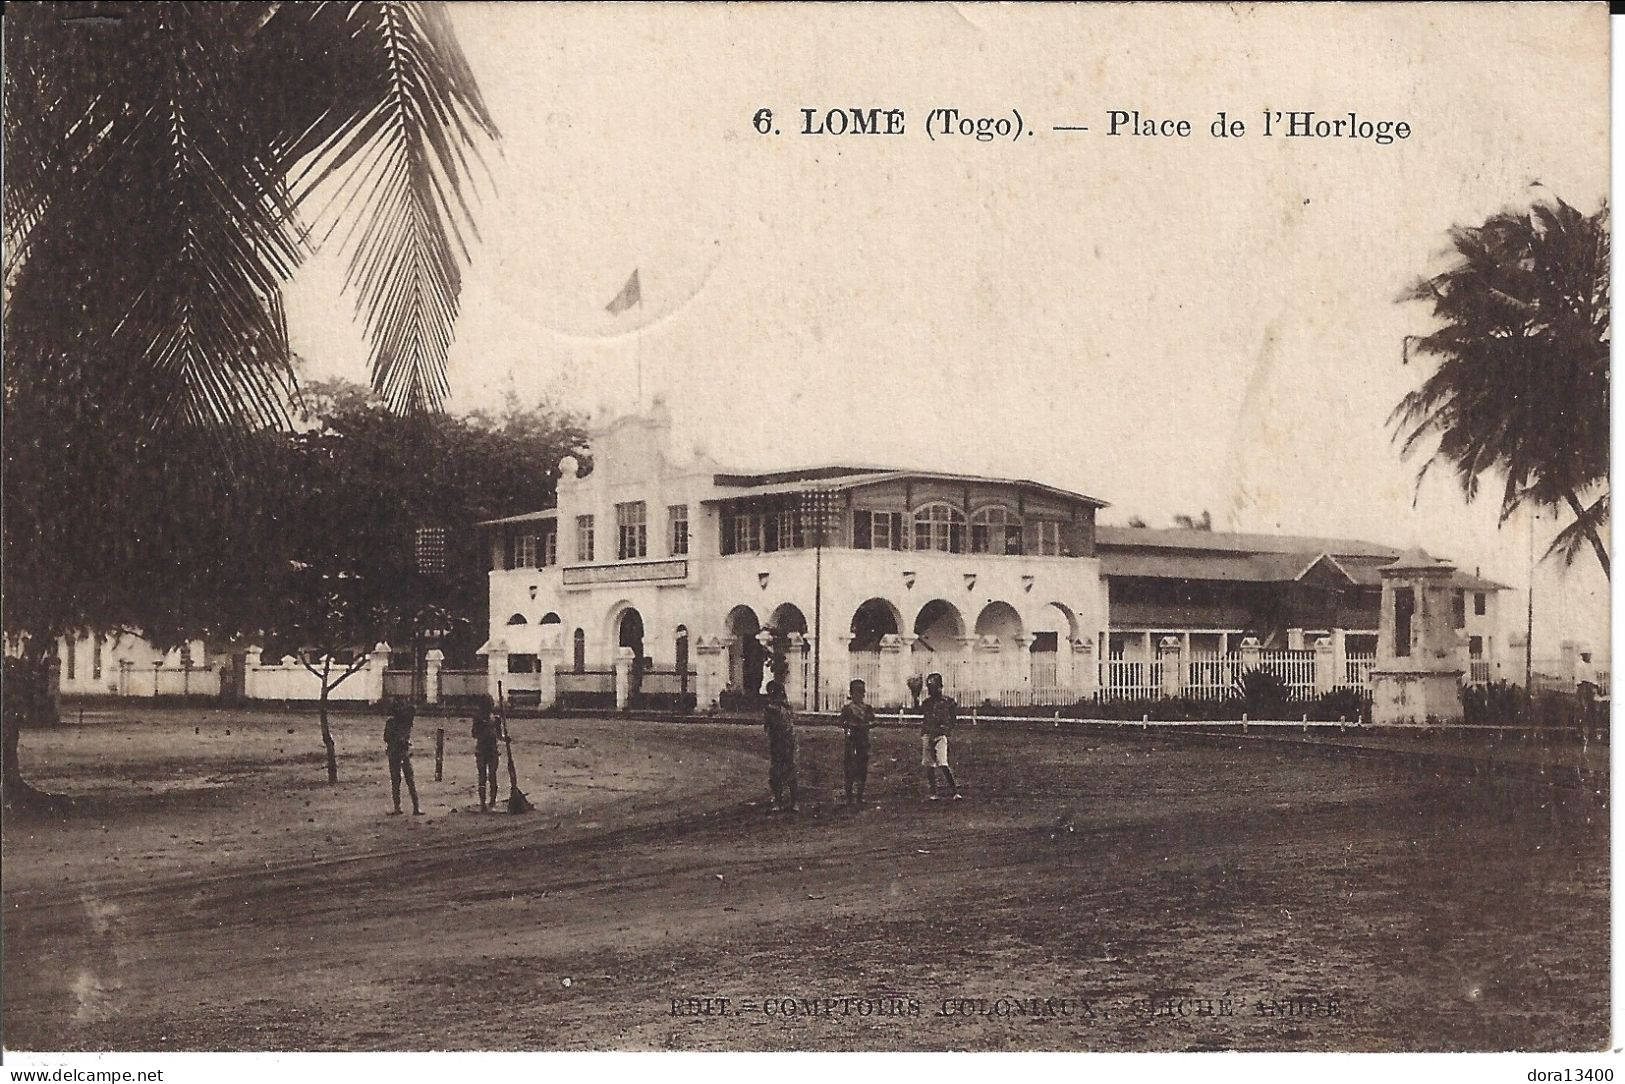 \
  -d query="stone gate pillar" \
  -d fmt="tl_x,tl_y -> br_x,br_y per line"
423,649 -> 445,705
1314,637 -> 1336,695
1158,635 -> 1184,699
696,636 -> 730,713
614,645 -> 635,710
